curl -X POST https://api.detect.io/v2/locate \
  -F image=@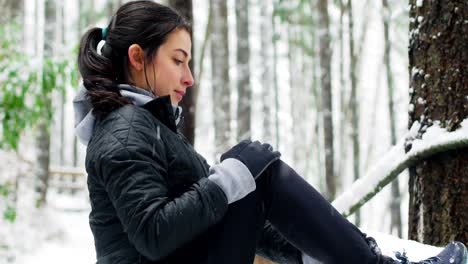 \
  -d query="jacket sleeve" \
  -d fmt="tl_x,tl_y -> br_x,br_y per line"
256,221 -> 303,264
96,133 -> 229,261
